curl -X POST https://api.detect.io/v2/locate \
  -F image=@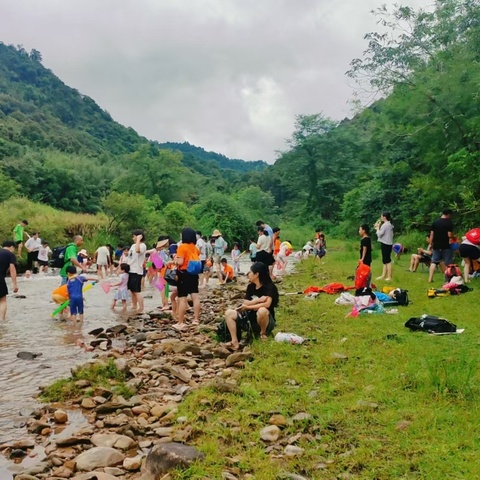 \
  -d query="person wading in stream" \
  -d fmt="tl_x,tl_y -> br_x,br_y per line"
0,241 -> 18,321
